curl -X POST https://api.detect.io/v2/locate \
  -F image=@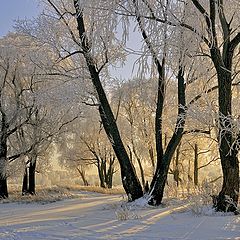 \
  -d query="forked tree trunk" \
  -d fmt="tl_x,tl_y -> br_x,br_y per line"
76,167 -> 89,186
73,0 -> 143,201
131,0 -> 187,205
106,169 -> 114,188
148,67 -> 186,206
105,156 -> 115,188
